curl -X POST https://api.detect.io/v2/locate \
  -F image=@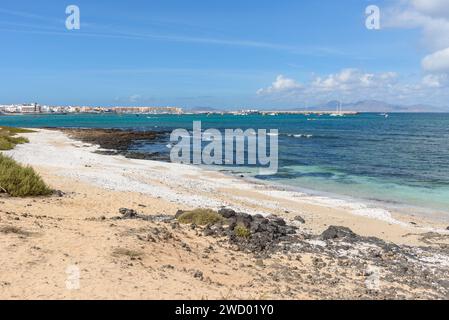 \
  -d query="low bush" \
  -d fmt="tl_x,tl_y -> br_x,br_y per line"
177,208 -> 224,226
0,126 -> 33,150
0,154 -> 52,197
234,224 -> 251,238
